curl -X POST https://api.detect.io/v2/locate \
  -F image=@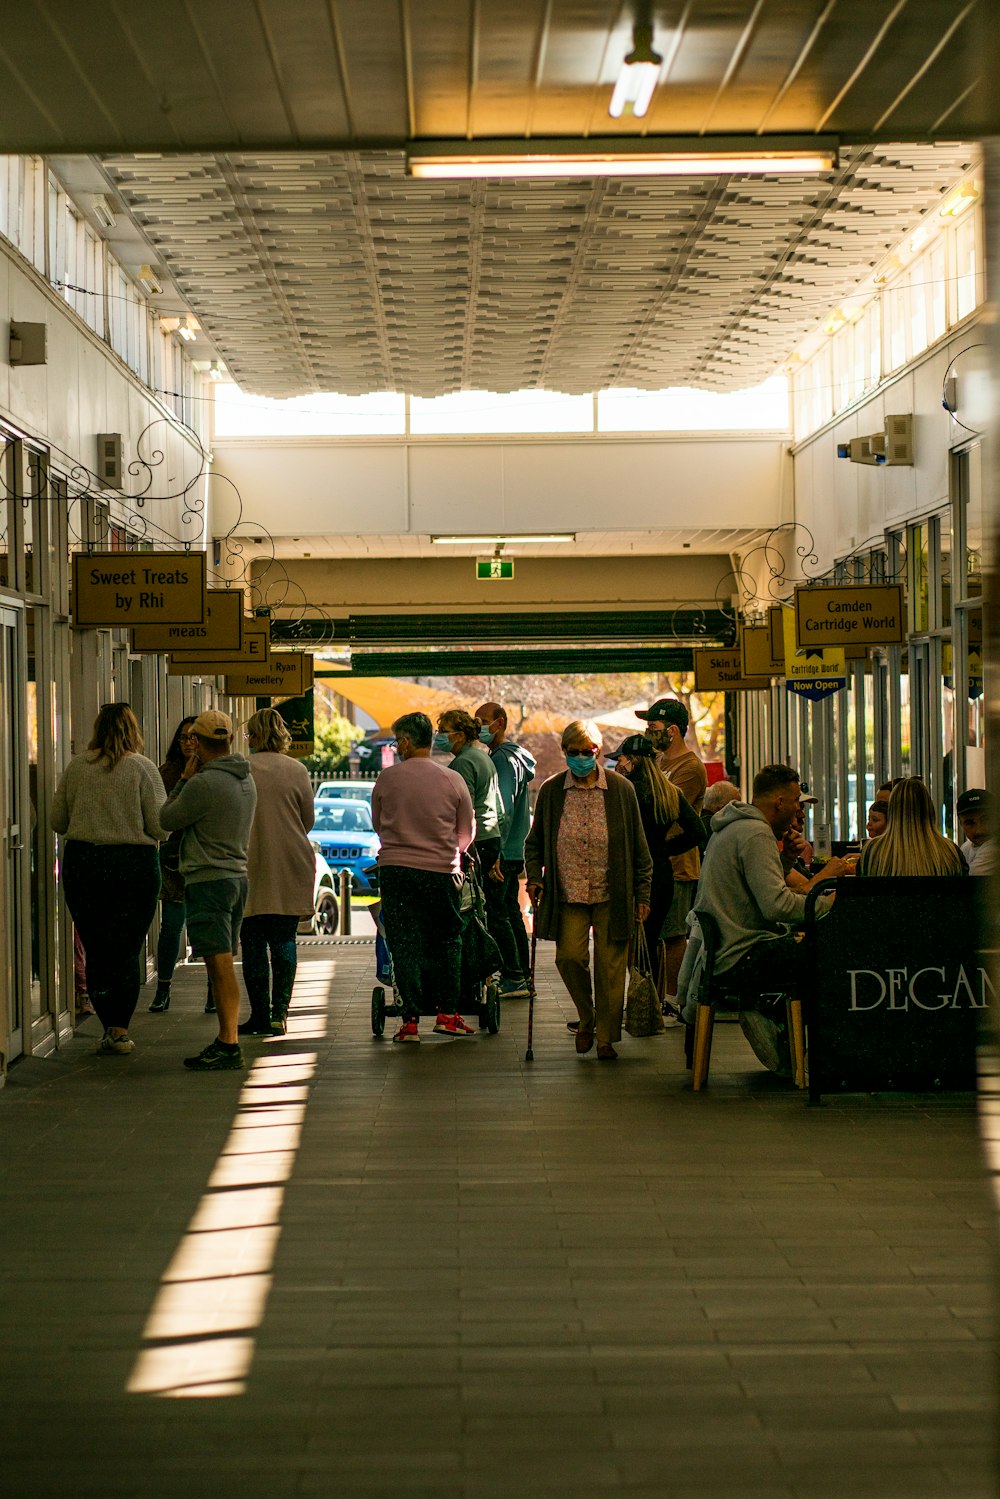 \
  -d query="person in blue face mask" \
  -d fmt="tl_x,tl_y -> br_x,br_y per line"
524,720 -> 652,1060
